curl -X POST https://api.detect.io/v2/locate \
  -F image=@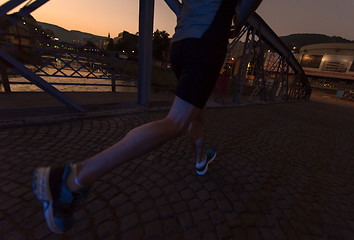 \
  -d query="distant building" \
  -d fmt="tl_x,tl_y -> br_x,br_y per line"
224,41 -> 245,77
113,31 -> 138,54
0,14 -> 55,50
113,31 -> 138,45
103,33 -> 112,50
298,43 -> 354,90
72,39 -> 86,45
1,14 -> 37,47
86,37 -> 105,49
102,31 -> 139,60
